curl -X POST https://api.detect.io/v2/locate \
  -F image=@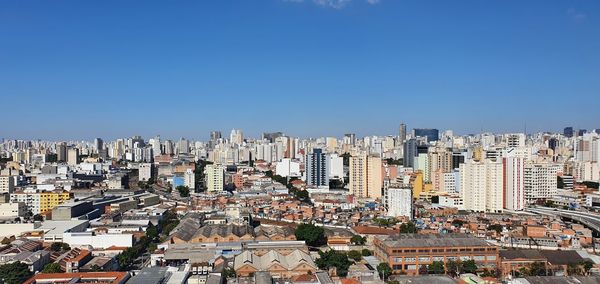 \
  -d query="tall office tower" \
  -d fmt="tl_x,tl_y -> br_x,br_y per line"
524,162 -> 560,204
262,132 -> 284,143
460,159 -> 503,213
210,131 -> 222,141
206,164 -> 225,192
152,136 -> 162,156
506,133 -> 526,148
164,140 -> 174,155
564,127 -> 574,138
94,138 -> 104,154
385,187 -> 413,218
349,154 -> 383,198
413,128 -> 440,142
503,156 -> 525,211
399,123 -> 407,143
131,135 -> 145,148
403,139 -> 417,168
548,138 -> 558,152
67,147 -> 79,166
343,133 -> 356,146
230,129 -> 244,144
114,139 -> 125,159
56,142 -> 67,162
578,129 -> 587,137
178,138 -> 190,155
305,148 -> 329,187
